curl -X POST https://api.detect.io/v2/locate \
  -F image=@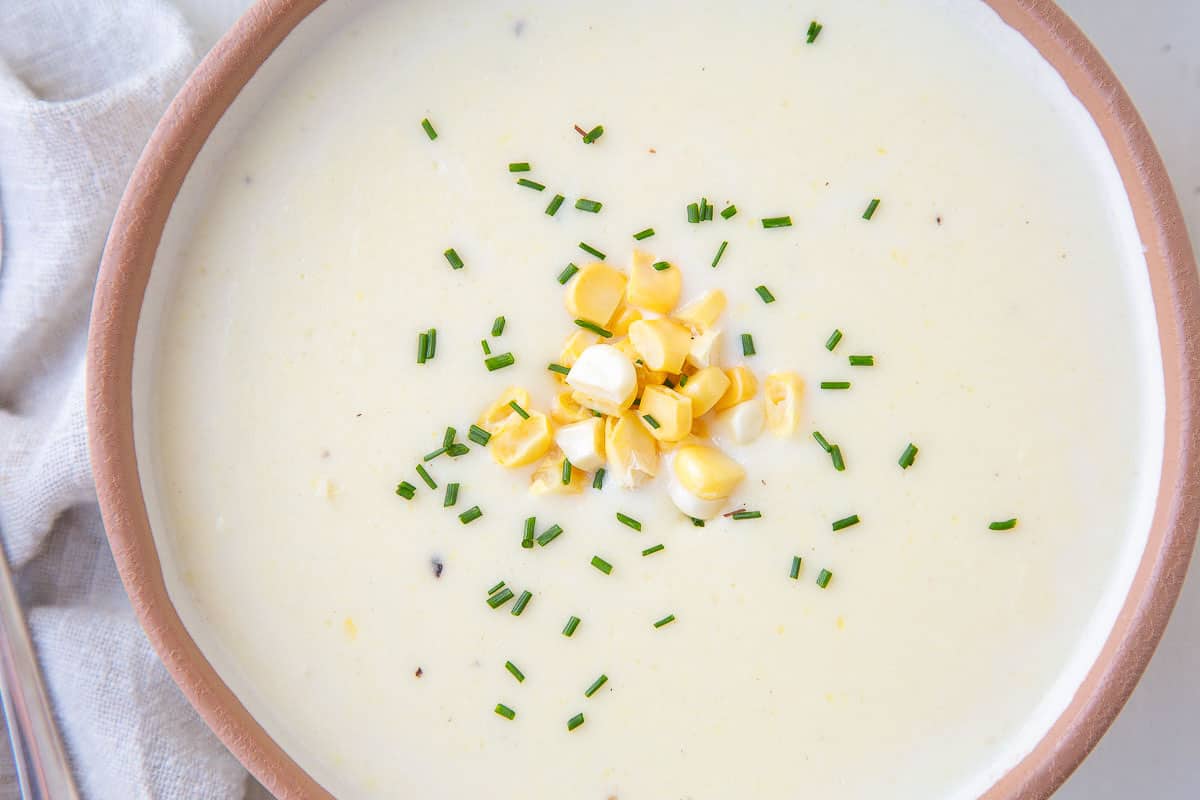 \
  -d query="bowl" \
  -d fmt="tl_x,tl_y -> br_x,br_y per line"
87,1 -> 1200,797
